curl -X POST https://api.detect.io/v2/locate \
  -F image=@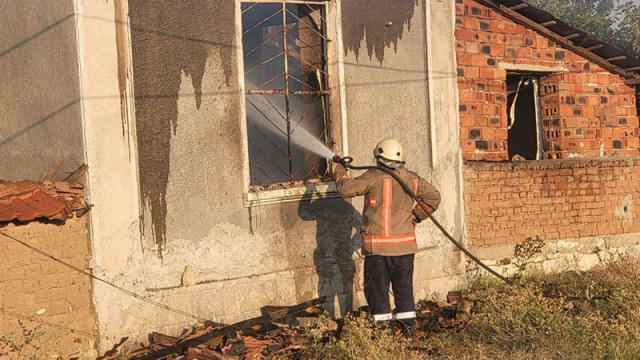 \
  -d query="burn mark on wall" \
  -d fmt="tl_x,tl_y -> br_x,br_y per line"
129,0 -> 236,252
114,0 -> 128,138
341,0 -> 419,63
